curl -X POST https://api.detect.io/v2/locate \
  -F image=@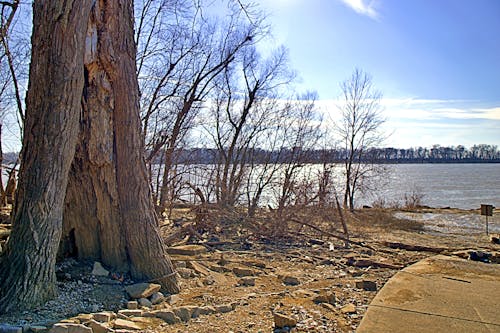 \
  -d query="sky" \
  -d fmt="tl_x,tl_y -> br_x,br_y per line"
253,0 -> 500,148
